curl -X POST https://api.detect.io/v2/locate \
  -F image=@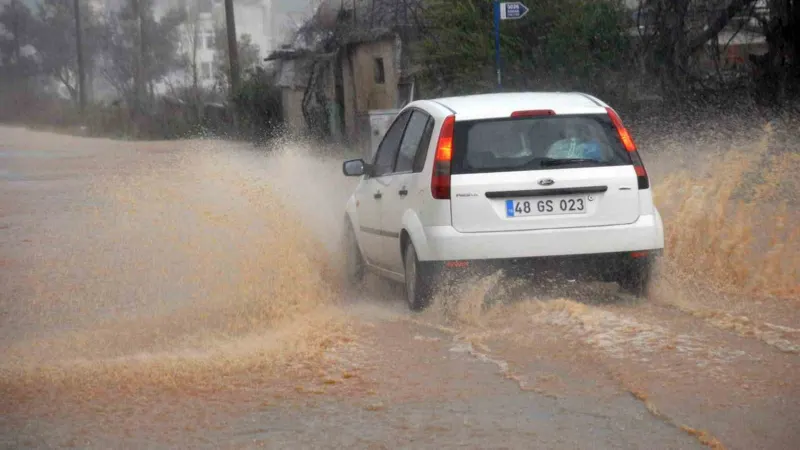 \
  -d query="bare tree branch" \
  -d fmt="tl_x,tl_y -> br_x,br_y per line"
688,0 -> 759,53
